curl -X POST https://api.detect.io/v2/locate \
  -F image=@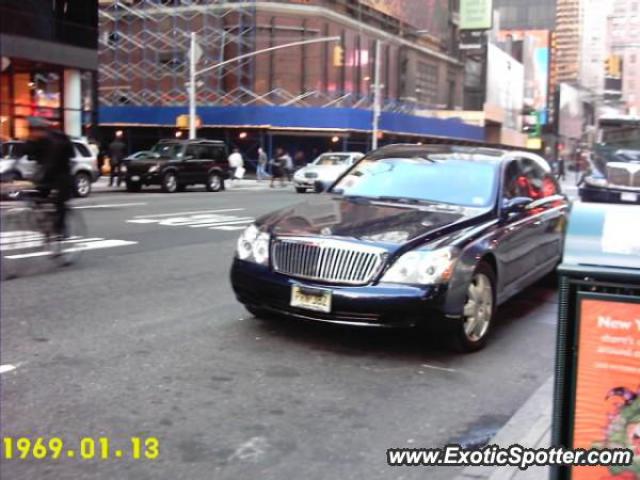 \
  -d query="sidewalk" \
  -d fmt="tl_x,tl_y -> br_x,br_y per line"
455,376 -> 554,480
